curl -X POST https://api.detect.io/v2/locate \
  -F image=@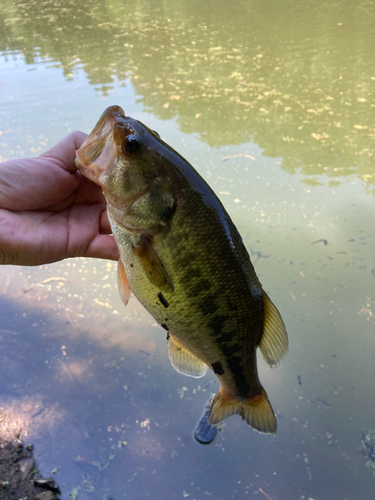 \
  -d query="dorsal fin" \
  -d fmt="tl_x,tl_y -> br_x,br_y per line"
259,291 -> 288,368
